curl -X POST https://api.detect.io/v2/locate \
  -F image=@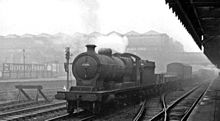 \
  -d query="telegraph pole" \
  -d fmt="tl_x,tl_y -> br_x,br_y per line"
23,49 -> 25,78
65,47 -> 70,90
